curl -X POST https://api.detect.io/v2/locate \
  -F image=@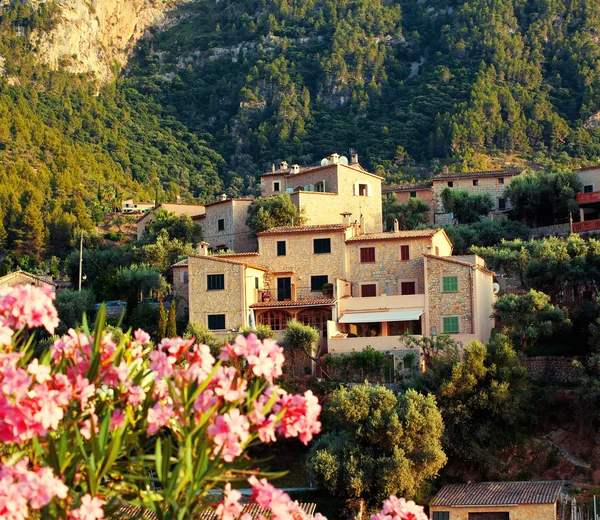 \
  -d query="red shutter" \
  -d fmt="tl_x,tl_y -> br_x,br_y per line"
360,247 -> 375,263
400,245 -> 410,261
361,284 -> 377,297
